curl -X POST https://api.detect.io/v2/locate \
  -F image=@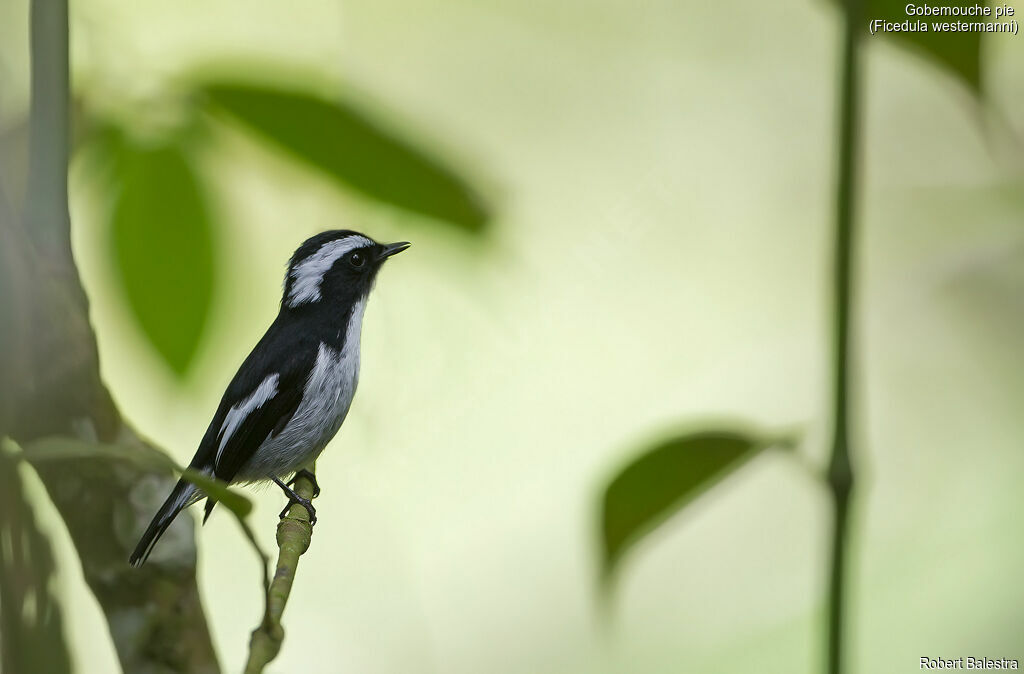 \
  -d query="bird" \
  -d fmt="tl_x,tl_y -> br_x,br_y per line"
129,230 -> 409,567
